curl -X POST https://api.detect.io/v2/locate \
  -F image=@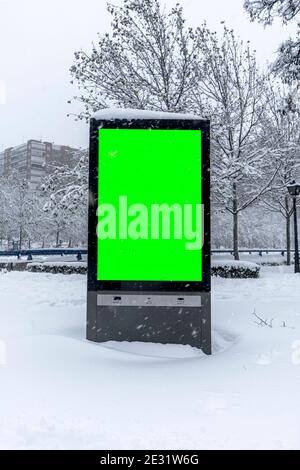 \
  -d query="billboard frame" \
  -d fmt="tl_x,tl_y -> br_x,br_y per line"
87,117 -> 210,294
